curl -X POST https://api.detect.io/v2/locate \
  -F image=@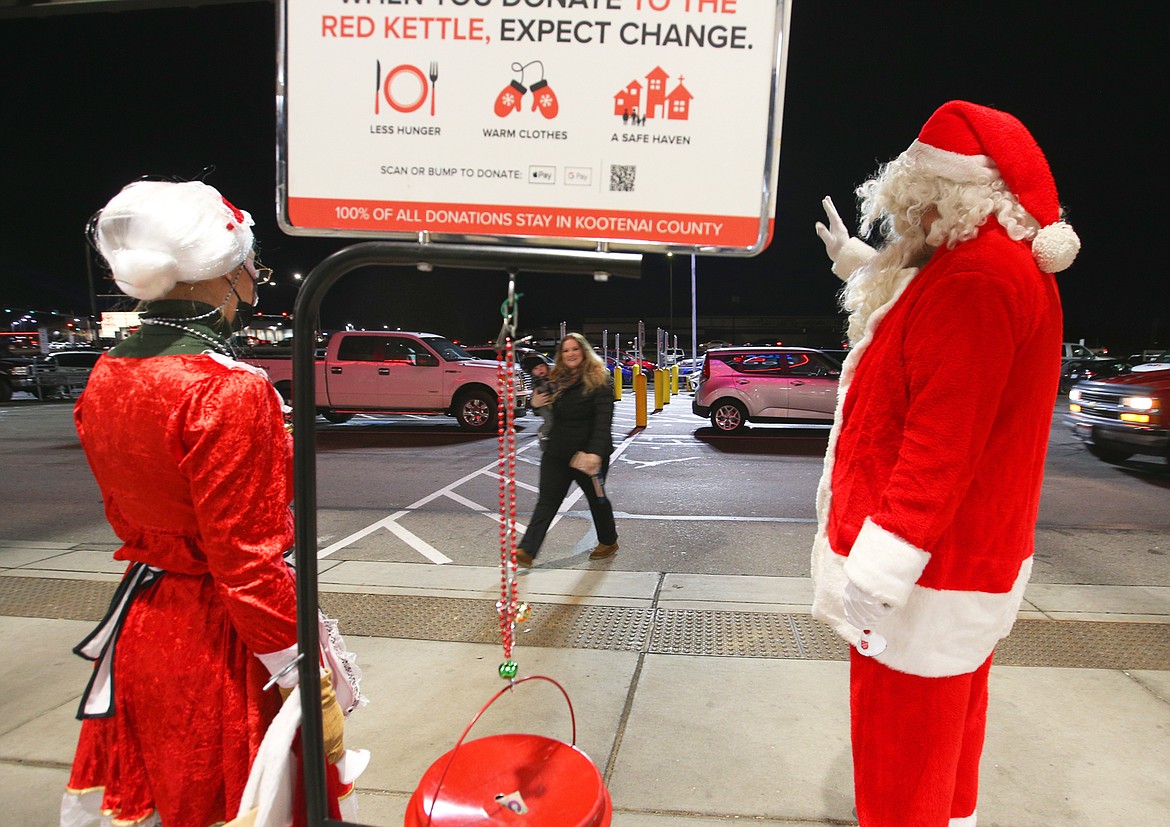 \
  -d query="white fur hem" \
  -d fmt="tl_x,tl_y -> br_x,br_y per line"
812,540 -> 1032,677
842,518 -> 930,608
950,813 -> 977,827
